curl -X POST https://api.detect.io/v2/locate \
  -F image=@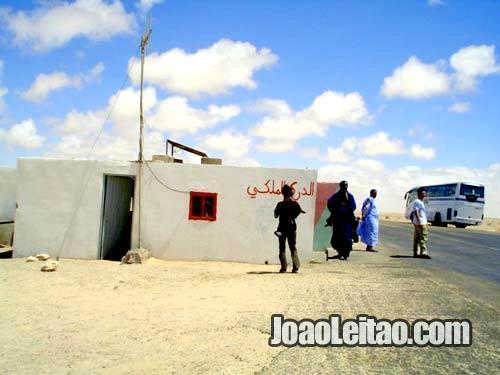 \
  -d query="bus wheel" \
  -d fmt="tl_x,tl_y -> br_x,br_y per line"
455,223 -> 467,228
433,213 -> 445,227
